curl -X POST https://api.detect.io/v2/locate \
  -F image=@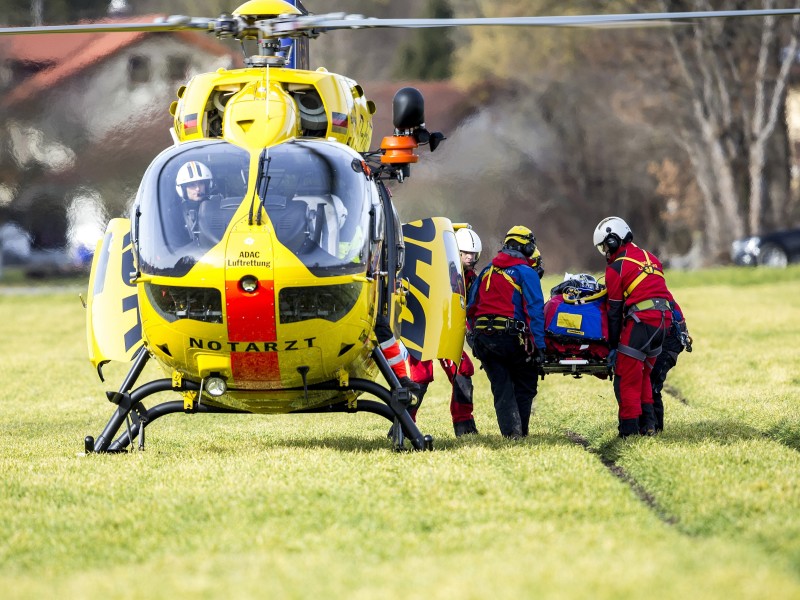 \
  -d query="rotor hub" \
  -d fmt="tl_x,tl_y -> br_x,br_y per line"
247,55 -> 286,67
